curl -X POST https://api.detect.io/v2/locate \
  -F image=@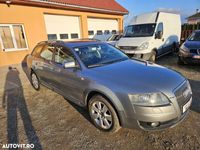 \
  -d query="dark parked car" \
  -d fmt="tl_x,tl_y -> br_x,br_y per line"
178,30 -> 200,64
27,40 -> 192,132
